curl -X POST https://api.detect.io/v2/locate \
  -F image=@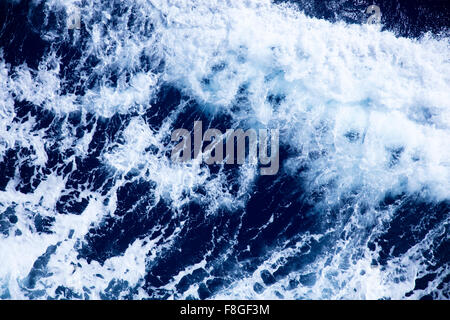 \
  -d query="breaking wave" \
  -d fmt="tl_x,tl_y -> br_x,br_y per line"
0,0 -> 448,299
